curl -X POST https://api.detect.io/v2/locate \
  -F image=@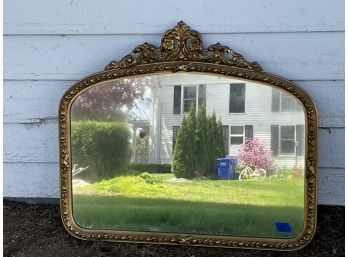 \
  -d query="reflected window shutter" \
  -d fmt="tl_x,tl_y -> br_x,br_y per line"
230,83 -> 245,113
172,126 -> 180,153
222,125 -> 229,155
198,84 -> 206,107
245,125 -> 253,139
173,85 -> 181,114
271,125 -> 279,155
272,89 -> 280,112
296,124 -> 305,156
